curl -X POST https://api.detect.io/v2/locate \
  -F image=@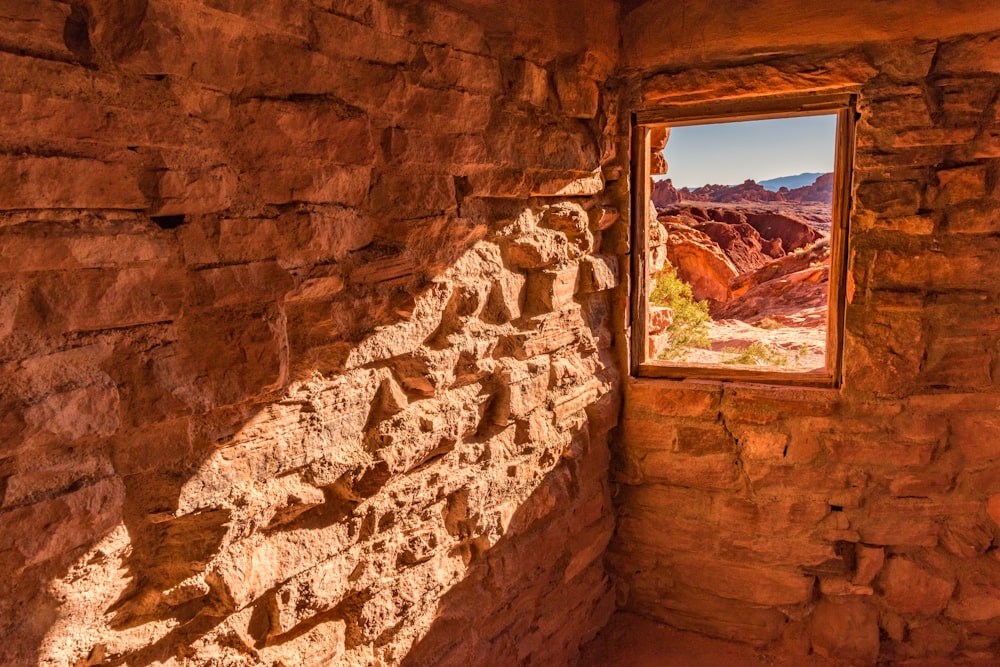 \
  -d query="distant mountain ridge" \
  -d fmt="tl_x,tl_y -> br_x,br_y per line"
758,172 -> 825,191
652,172 -> 834,207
